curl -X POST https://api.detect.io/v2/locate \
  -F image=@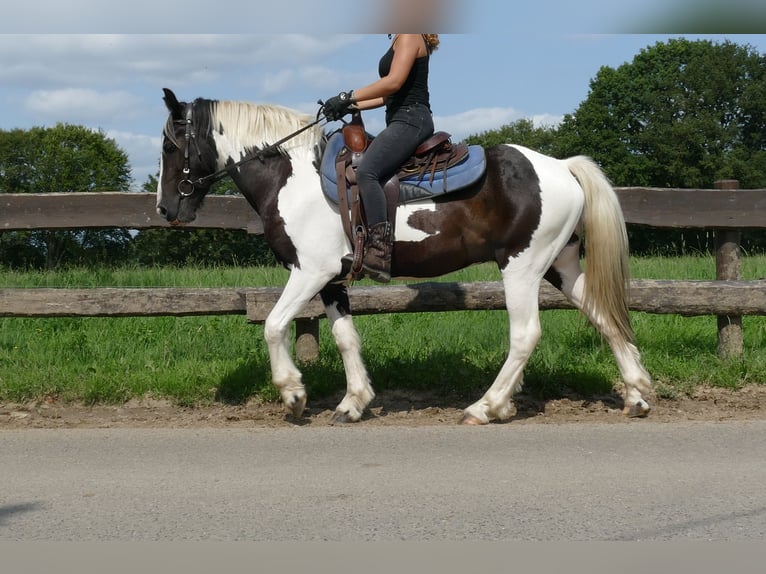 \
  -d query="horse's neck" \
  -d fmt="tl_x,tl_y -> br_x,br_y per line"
230,153 -> 292,215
